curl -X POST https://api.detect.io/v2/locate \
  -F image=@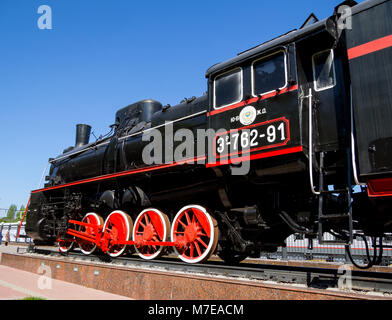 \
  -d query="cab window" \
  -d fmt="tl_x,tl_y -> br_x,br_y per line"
312,49 -> 336,92
252,52 -> 287,96
214,68 -> 243,109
